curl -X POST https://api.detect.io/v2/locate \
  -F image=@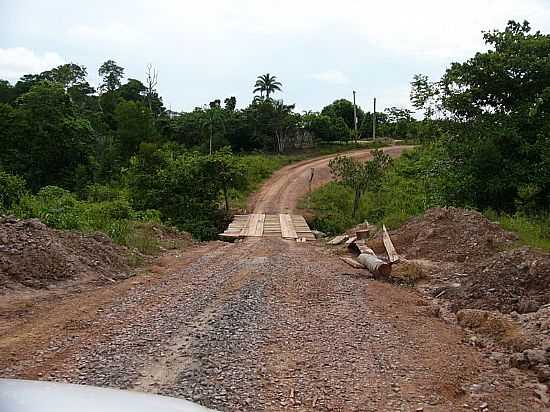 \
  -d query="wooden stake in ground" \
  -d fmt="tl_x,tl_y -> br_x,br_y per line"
382,224 -> 399,263
328,235 -> 348,245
